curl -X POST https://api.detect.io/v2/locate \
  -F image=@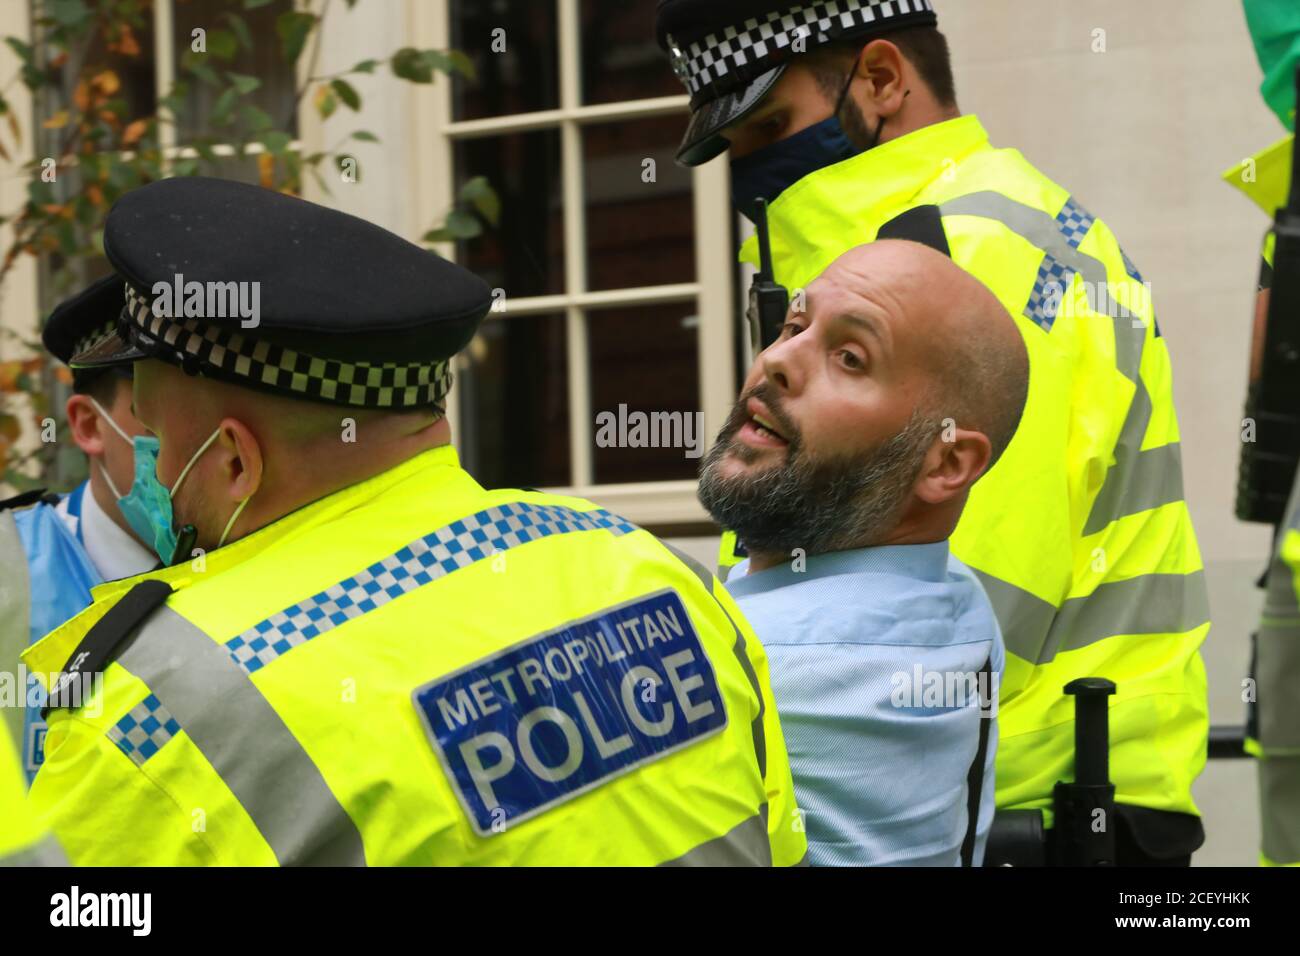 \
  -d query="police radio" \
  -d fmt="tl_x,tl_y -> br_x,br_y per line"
1237,65 -> 1300,525
747,198 -> 789,353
